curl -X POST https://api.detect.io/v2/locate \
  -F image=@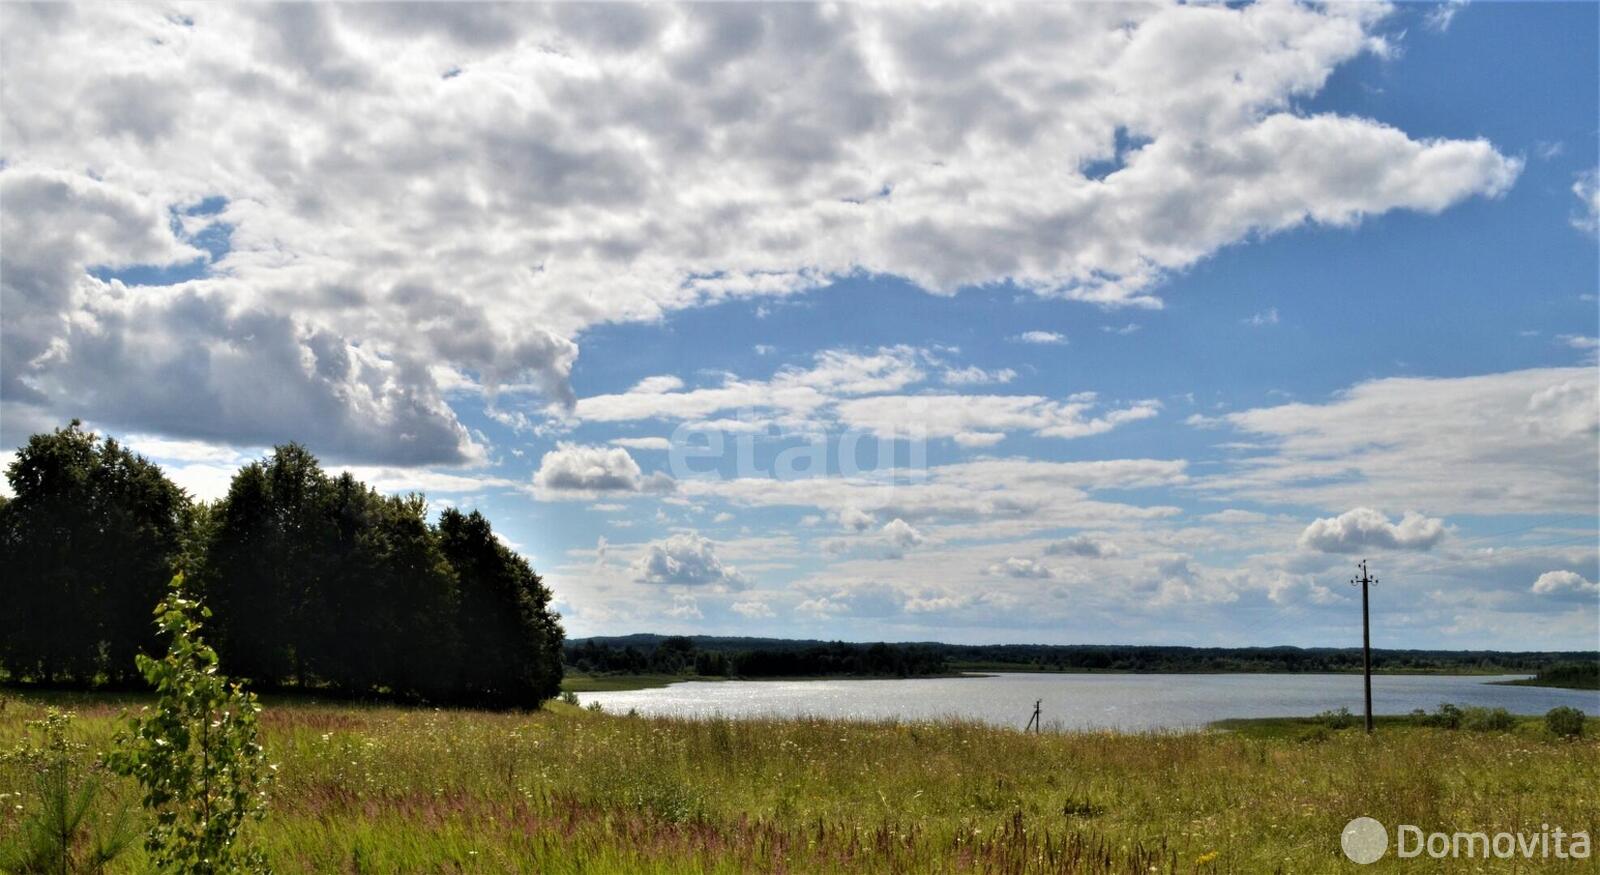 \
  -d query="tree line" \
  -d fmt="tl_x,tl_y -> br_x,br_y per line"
940,643 -> 1600,674
565,636 -> 951,678
0,422 -> 563,708
569,635 -> 1598,678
